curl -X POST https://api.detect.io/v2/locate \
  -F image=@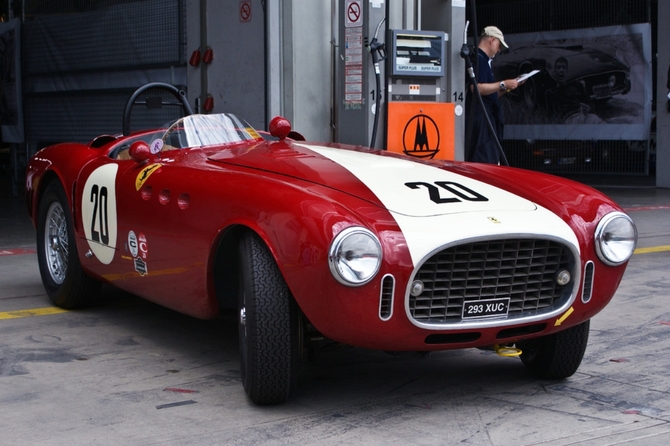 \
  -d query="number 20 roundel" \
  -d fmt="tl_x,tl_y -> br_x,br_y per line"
81,164 -> 118,265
